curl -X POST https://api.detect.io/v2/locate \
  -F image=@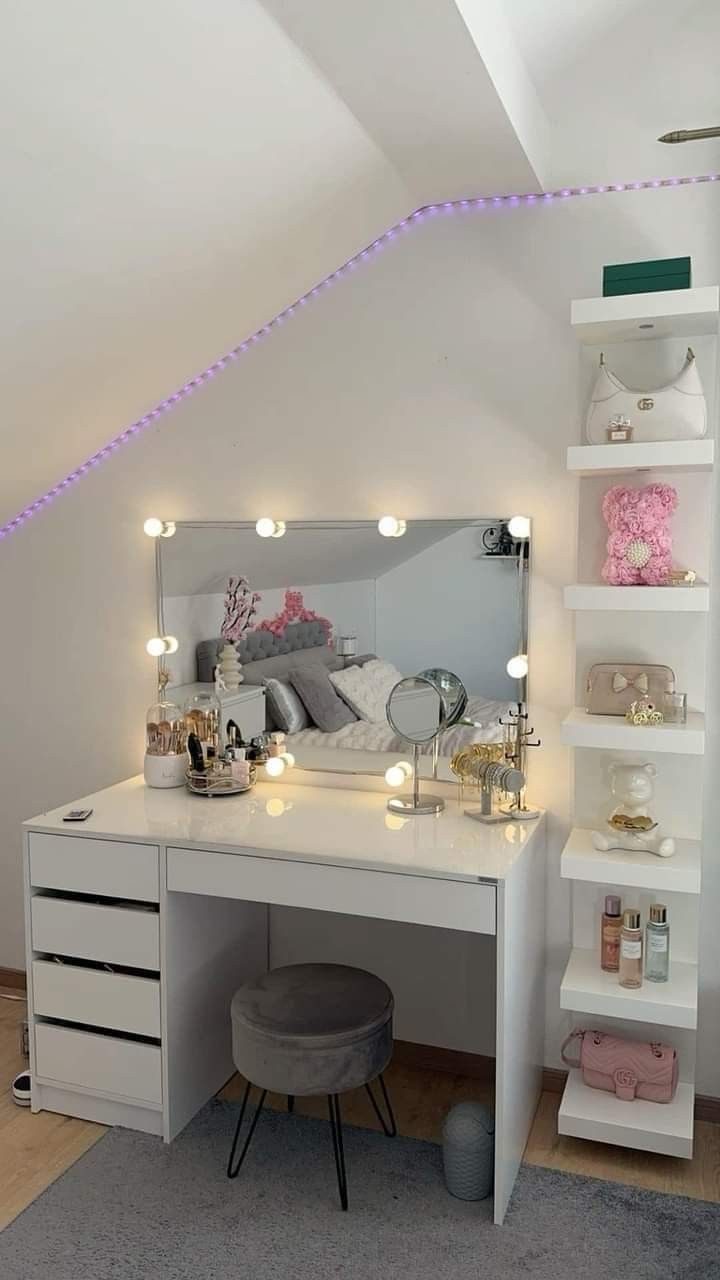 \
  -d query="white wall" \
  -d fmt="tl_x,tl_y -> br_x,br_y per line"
2,182 -> 719,1089
375,527 -> 520,699
1,0 -> 411,522
164,580 -> 376,686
